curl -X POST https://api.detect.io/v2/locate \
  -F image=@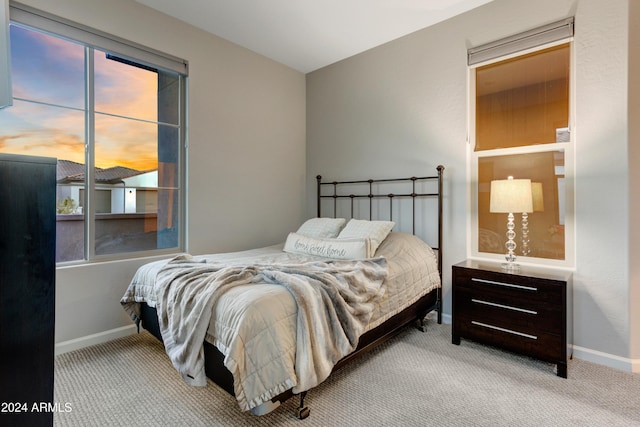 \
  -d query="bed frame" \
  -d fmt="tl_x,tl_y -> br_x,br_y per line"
138,165 -> 444,419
